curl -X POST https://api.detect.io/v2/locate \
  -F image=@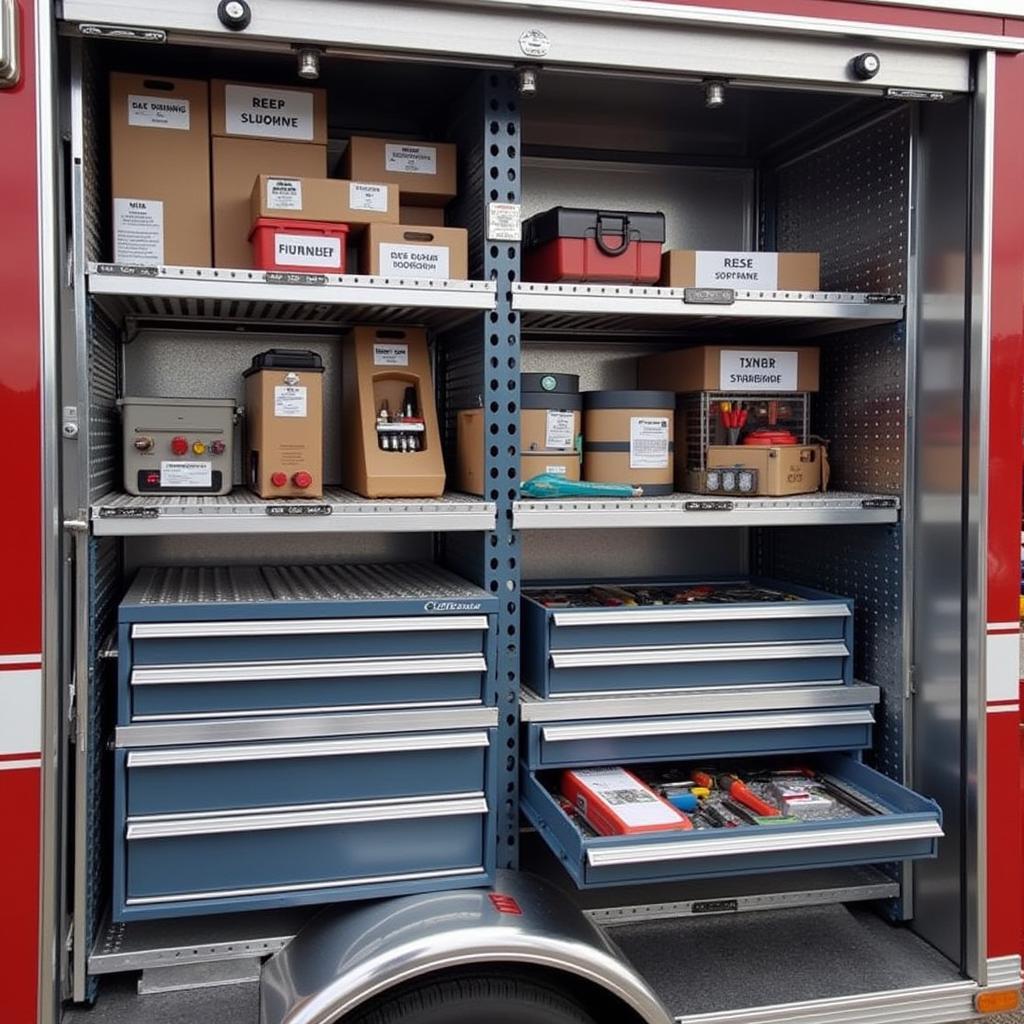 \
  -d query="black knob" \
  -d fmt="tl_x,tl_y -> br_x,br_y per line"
850,52 -> 881,80
217,0 -> 252,30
